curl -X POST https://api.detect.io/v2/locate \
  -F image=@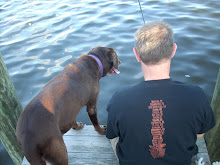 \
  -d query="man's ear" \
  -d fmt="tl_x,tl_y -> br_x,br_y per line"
133,48 -> 142,62
171,43 -> 177,58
